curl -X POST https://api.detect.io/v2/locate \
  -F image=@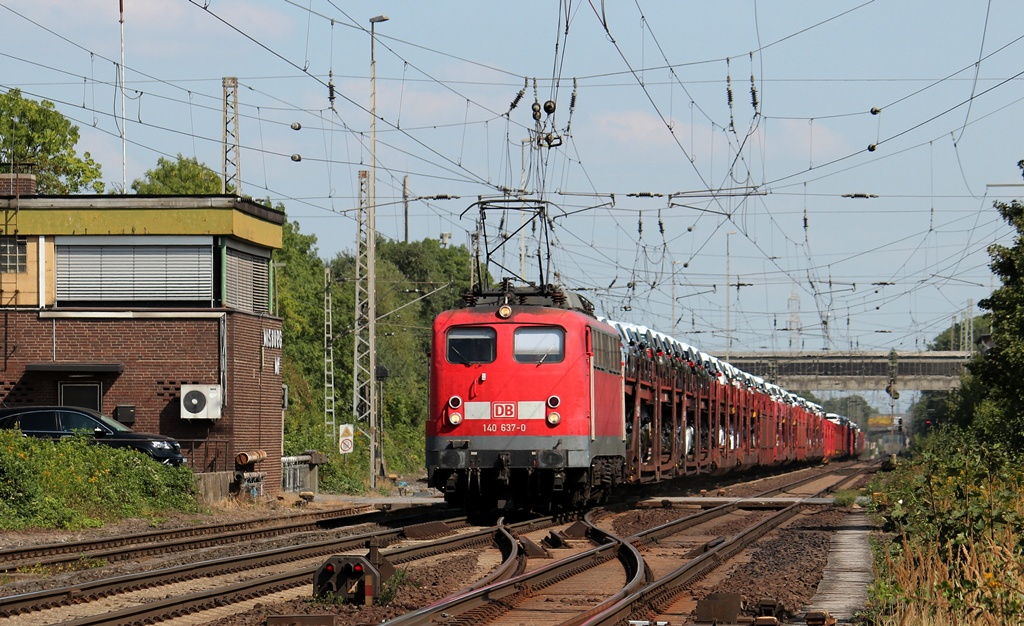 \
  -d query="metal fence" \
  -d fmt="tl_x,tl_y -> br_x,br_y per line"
281,454 -> 313,493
